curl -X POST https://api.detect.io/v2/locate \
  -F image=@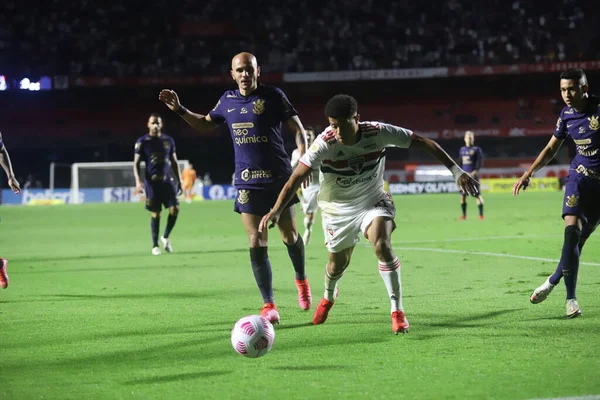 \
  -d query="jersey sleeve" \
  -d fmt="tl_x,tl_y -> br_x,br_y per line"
134,138 -> 142,155
553,114 -> 568,140
274,87 -> 298,121
379,122 -> 413,148
299,134 -> 330,169
208,96 -> 226,124
290,149 -> 301,168
0,132 -> 4,150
